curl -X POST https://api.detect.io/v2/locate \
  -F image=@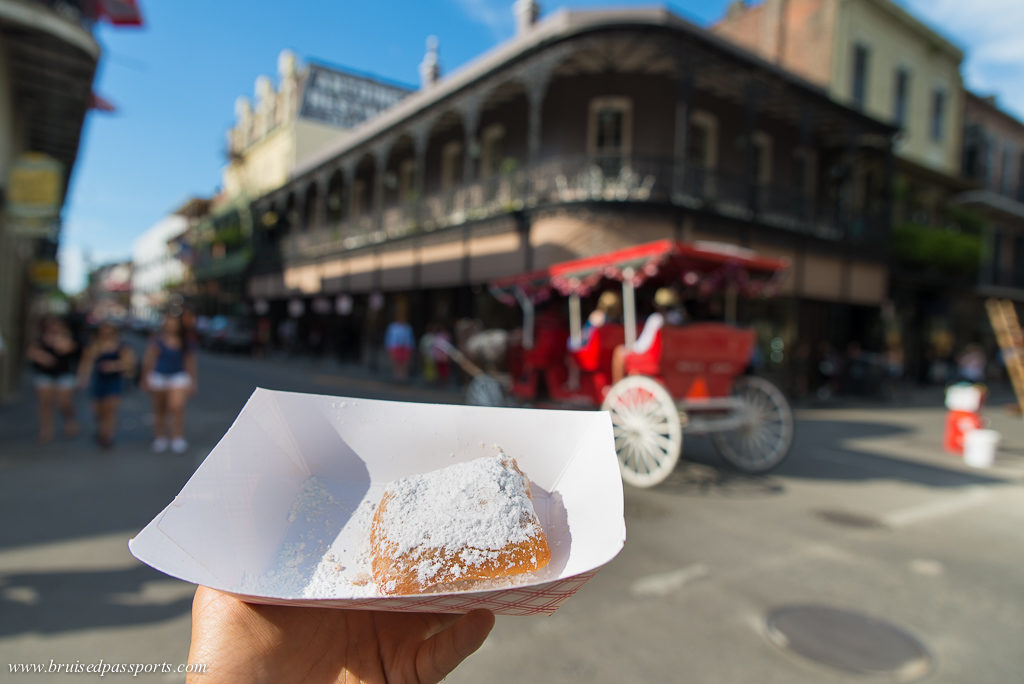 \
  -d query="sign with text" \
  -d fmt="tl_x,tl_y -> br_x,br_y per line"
299,64 -> 410,129
8,153 -> 63,222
